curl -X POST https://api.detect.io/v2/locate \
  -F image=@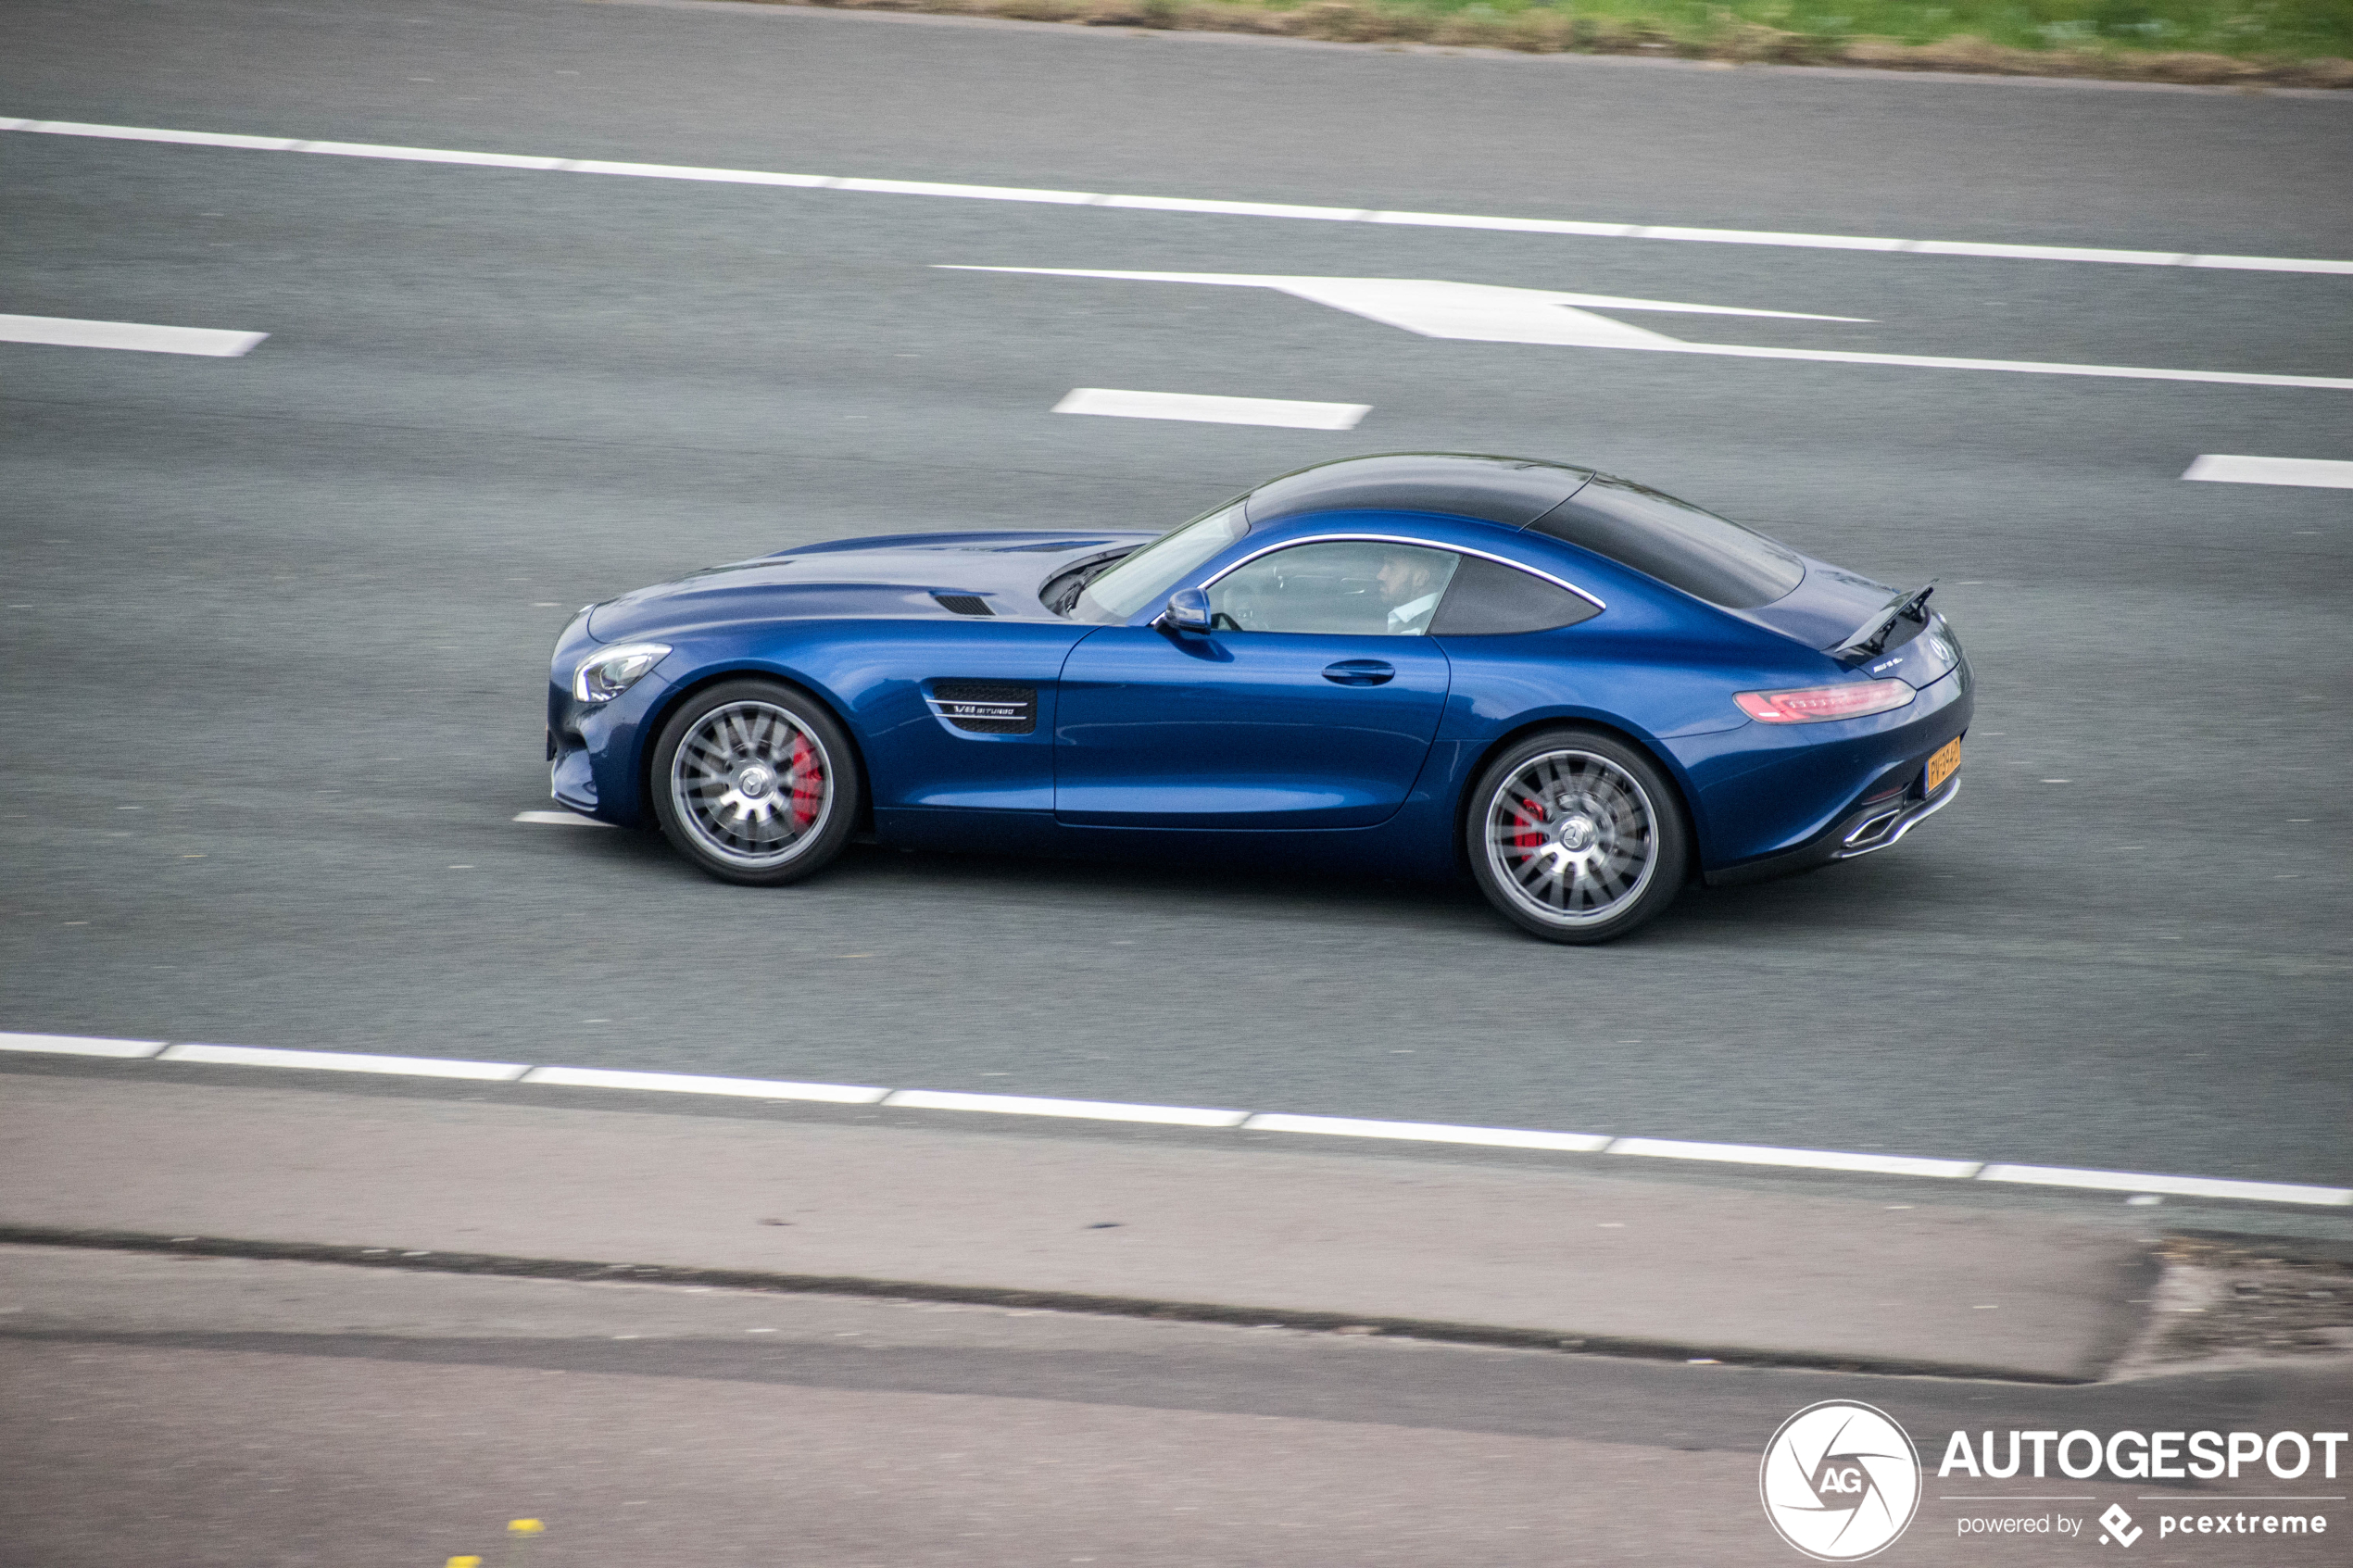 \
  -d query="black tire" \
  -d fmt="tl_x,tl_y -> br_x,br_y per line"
648,679 -> 861,886
1466,728 -> 1689,945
